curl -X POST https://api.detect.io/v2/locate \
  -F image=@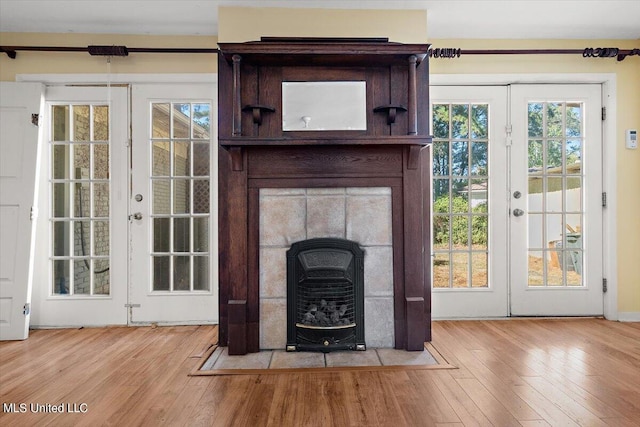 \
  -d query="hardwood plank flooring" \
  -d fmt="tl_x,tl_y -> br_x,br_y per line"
1,318 -> 639,426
